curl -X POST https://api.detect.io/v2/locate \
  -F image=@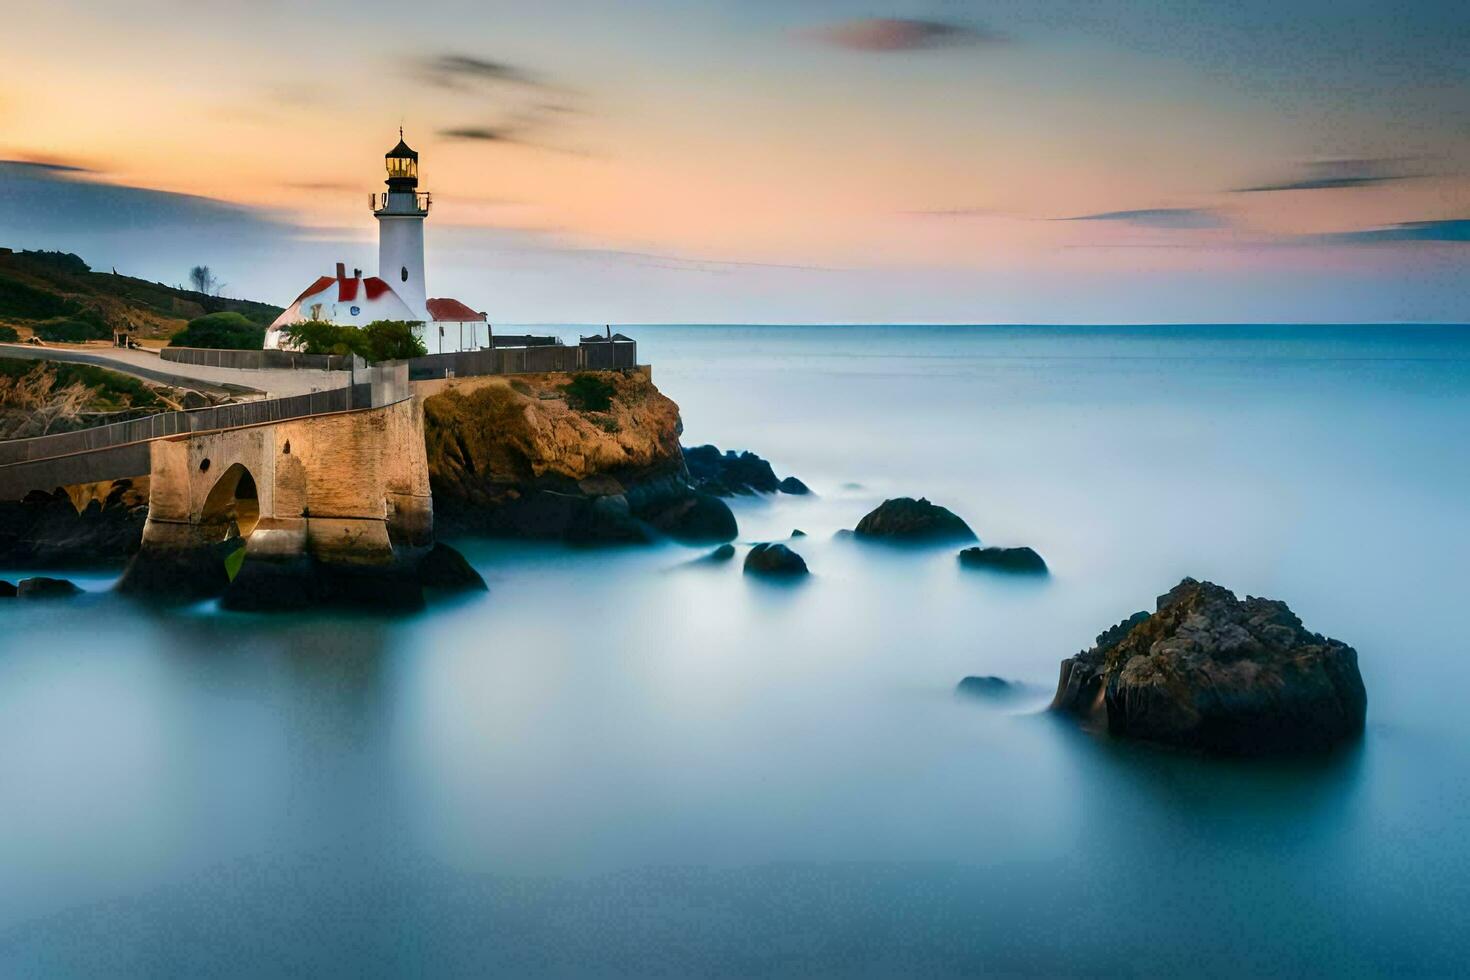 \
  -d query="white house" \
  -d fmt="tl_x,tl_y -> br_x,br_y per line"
265,132 -> 488,354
